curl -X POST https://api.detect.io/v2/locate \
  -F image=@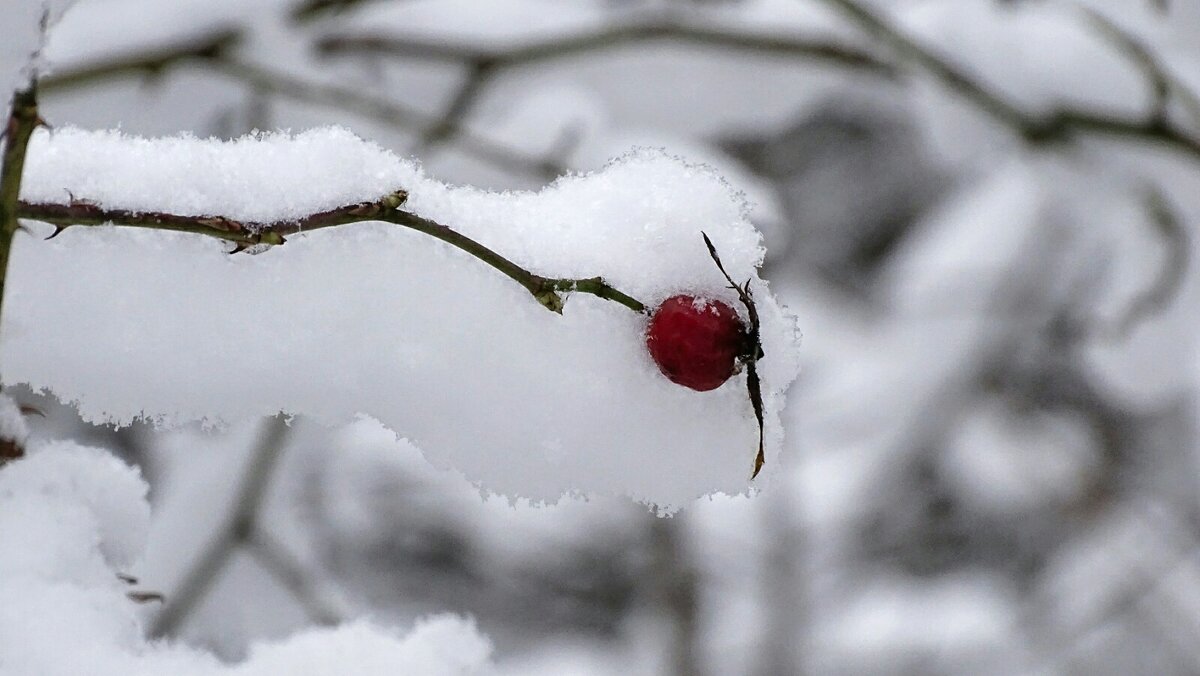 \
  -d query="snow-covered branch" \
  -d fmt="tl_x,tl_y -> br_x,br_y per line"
17,191 -> 646,314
